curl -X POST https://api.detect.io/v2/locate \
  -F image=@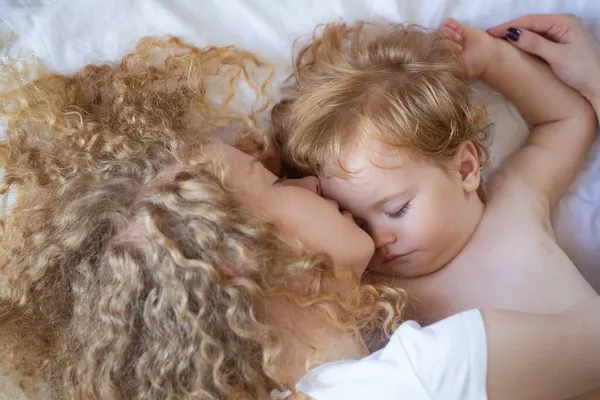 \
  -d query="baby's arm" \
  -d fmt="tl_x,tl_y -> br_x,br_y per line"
483,37 -> 596,208
445,19 -> 597,209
